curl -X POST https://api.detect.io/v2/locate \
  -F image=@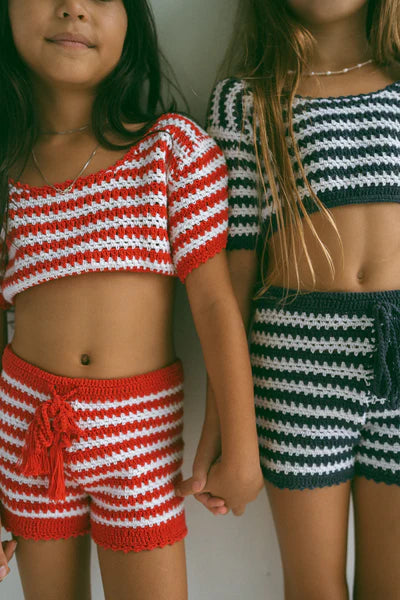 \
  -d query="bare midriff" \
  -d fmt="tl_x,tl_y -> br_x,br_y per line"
11,271 -> 177,378
8,133 -> 181,379
266,203 -> 400,292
